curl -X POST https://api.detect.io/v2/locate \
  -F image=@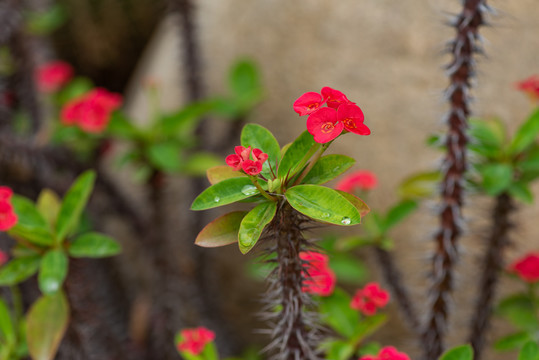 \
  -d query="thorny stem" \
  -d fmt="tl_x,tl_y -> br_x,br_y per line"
423,1 -> 488,359
467,193 -> 514,360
